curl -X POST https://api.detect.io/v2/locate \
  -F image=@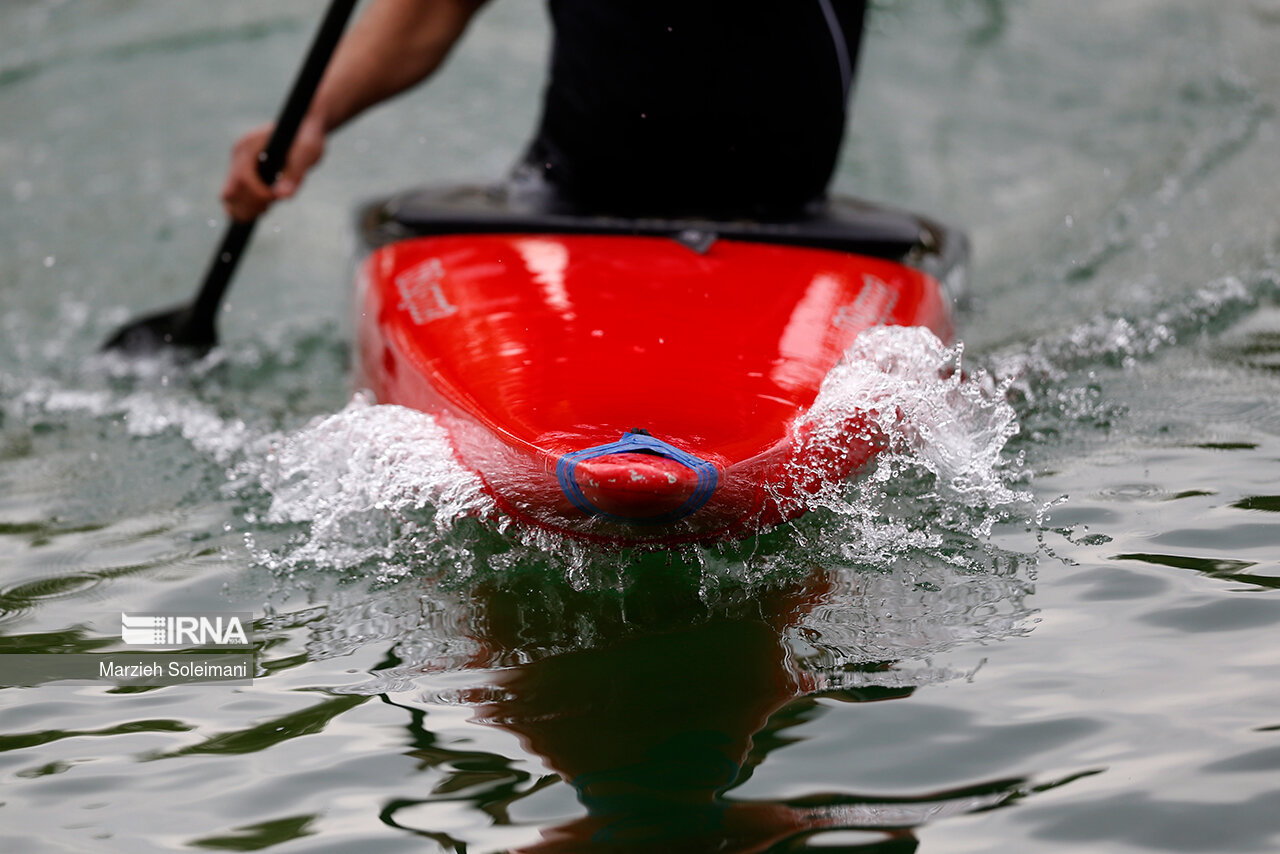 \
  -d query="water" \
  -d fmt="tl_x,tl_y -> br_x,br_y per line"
3,0 -> 1280,851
